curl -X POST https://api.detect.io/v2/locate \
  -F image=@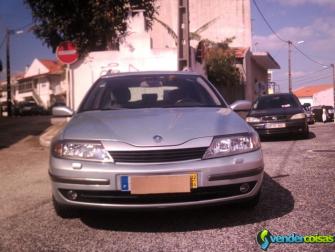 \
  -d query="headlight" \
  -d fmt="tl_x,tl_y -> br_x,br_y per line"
52,140 -> 113,162
246,117 -> 261,123
290,113 -> 306,120
203,132 -> 261,159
